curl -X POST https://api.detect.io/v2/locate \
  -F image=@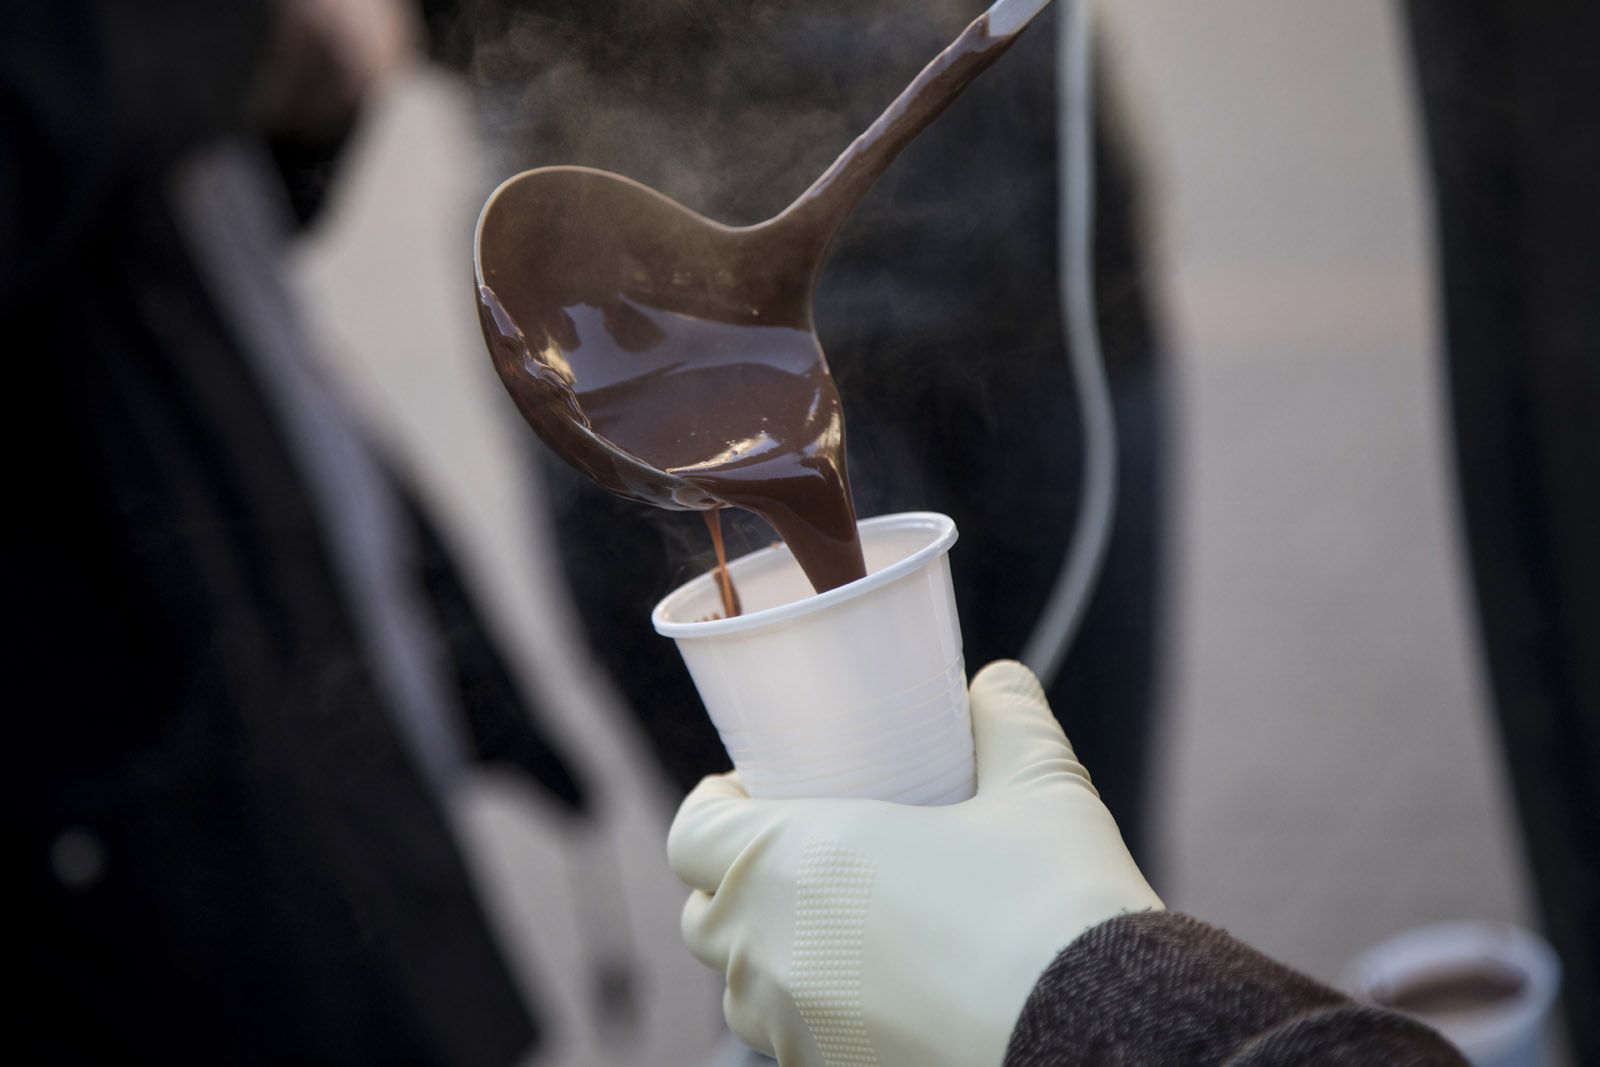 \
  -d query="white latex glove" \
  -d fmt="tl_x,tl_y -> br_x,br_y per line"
668,660 -> 1163,1067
